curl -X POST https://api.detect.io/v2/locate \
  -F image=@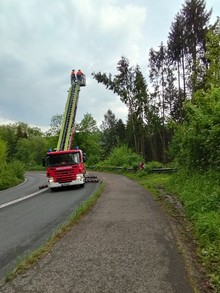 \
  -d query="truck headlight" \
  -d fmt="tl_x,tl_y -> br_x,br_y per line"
76,174 -> 83,180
